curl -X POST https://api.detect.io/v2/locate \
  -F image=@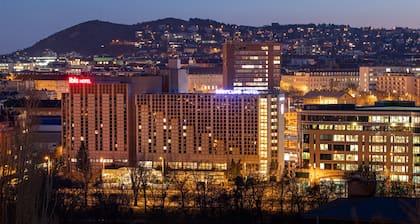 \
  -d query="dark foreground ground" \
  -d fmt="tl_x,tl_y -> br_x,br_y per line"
61,209 -> 302,224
